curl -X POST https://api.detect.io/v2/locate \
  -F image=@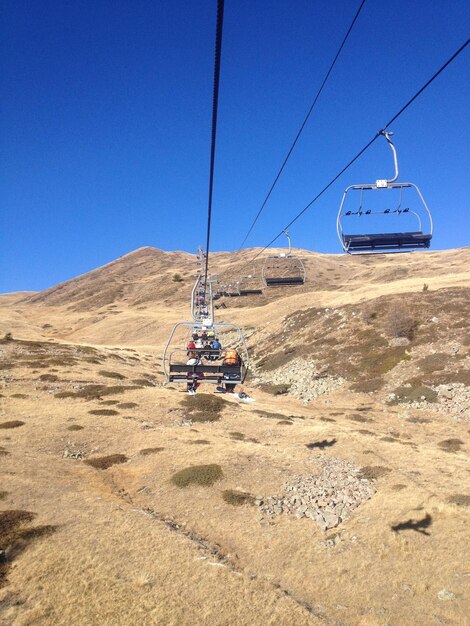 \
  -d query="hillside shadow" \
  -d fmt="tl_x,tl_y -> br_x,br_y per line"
391,513 -> 432,535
